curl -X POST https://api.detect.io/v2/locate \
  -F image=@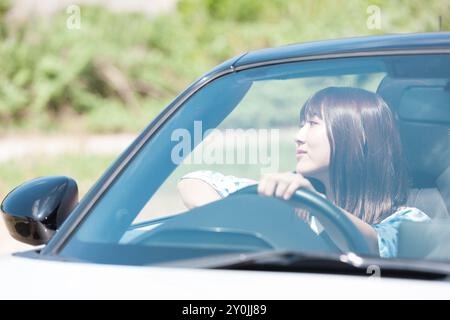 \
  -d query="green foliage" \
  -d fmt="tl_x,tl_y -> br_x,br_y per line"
0,153 -> 116,201
178,0 -> 288,22
0,0 -> 449,133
